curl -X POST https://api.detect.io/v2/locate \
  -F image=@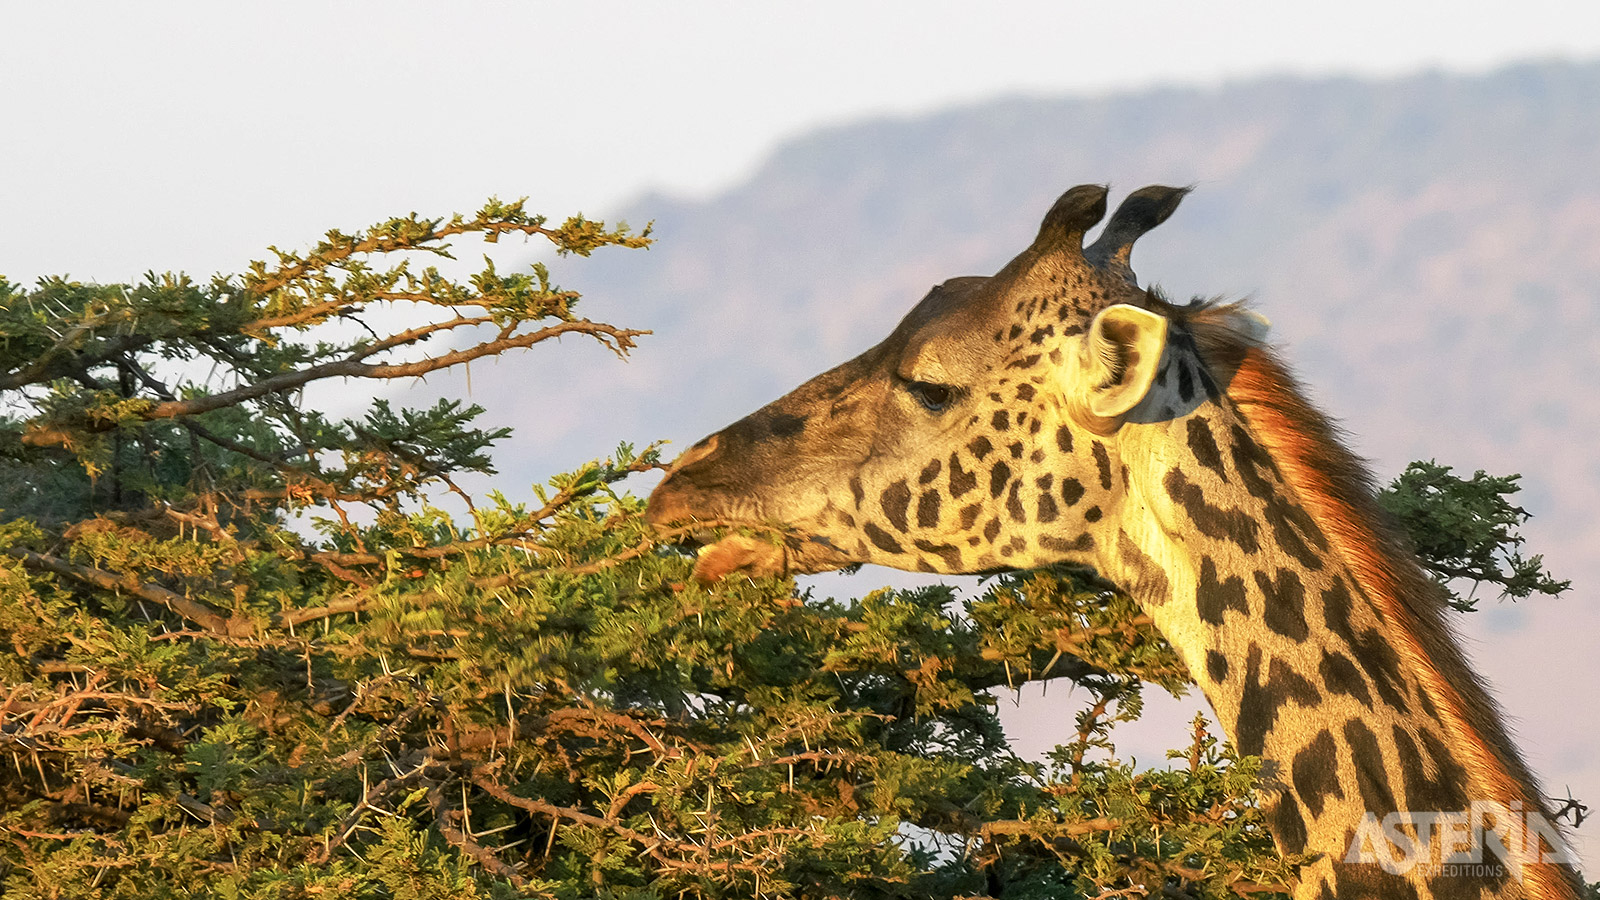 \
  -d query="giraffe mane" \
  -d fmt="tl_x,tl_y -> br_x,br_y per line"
1172,299 -> 1571,886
